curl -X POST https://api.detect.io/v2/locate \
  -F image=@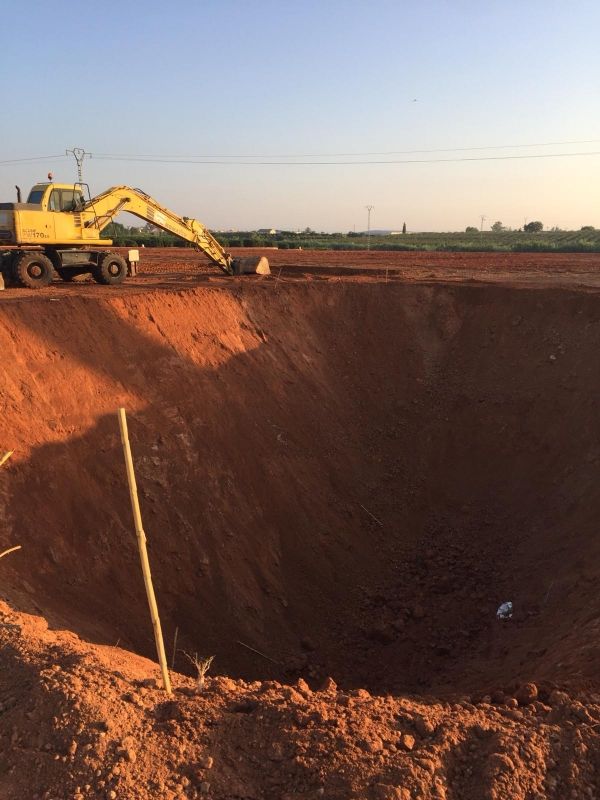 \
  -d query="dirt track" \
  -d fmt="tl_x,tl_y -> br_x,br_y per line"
2,248 -> 600,798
